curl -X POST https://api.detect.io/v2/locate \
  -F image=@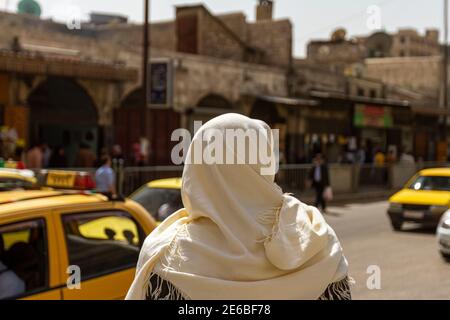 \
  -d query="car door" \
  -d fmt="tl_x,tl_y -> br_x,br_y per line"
54,205 -> 145,300
0,211 -> 62,300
